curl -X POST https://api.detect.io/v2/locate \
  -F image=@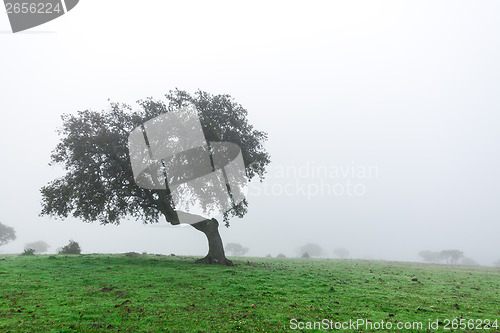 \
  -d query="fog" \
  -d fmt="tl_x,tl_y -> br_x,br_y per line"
1,1 -> 499,265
